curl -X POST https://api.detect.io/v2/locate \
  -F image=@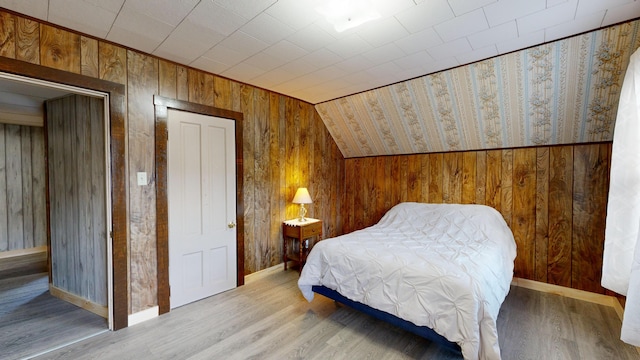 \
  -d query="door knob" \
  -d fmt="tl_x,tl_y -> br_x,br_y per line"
228,221 -> 236,228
